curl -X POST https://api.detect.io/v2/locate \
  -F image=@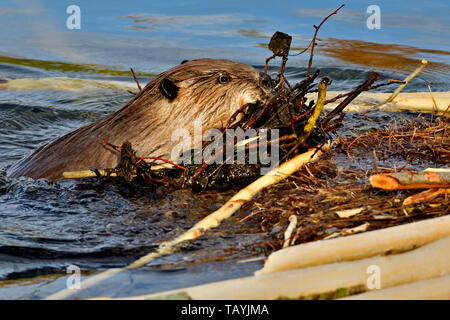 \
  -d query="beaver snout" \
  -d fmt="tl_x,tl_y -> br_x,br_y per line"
259,72 -> 275,93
